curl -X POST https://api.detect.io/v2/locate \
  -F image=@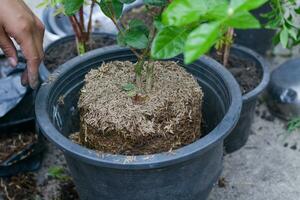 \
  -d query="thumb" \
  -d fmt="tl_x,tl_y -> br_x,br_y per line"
0,28 -> 17,67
